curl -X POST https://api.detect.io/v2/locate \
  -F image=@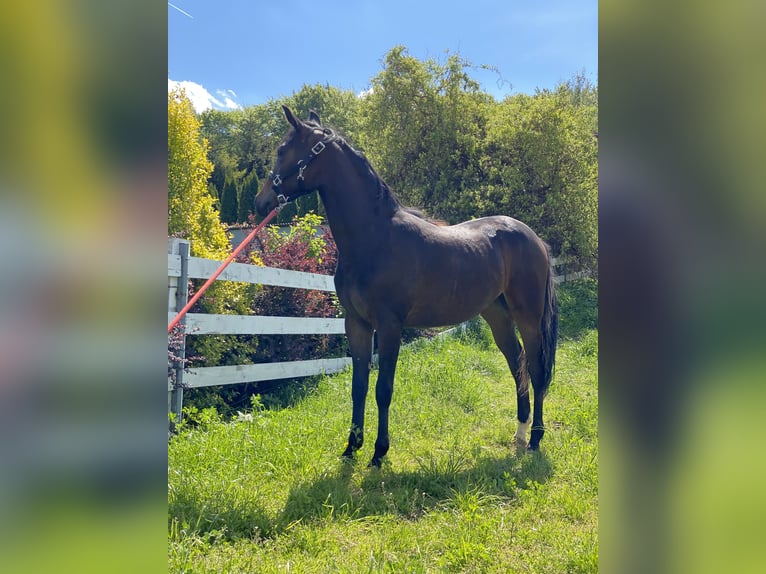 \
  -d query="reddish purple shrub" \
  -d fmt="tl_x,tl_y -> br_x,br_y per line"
180,214 -> 345,416
241,213 -> 344,364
